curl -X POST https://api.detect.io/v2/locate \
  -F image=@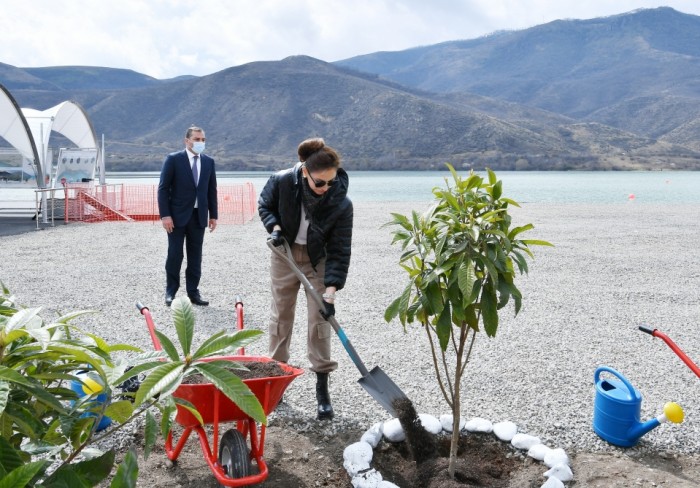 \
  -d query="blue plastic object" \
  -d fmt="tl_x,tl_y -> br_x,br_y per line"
70,372 -> 112,432
594,366 -> 641,446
